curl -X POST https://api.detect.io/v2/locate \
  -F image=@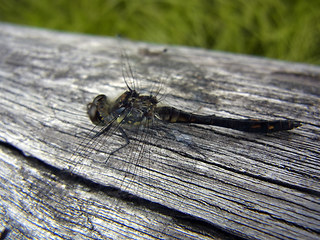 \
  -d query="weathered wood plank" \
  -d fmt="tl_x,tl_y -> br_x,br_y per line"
0,23 -> 319,240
